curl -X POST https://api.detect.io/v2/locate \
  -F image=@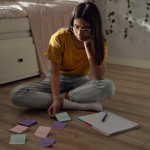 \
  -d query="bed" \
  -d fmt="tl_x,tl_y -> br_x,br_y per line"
0,0 -> 78,84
